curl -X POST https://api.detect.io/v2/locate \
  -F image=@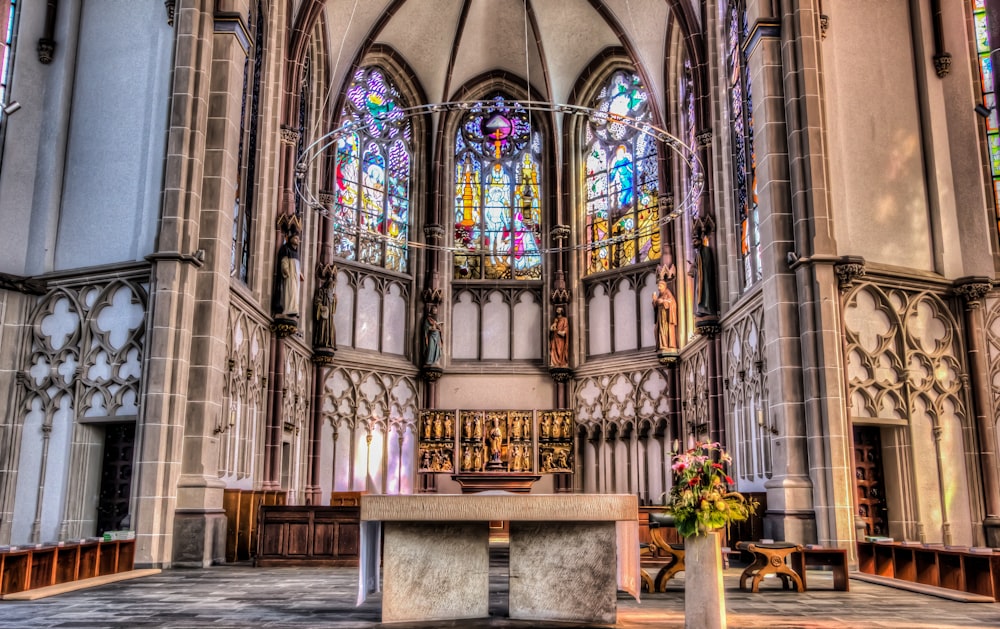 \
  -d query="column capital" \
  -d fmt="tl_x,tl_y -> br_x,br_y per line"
954,277 -> 993,309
